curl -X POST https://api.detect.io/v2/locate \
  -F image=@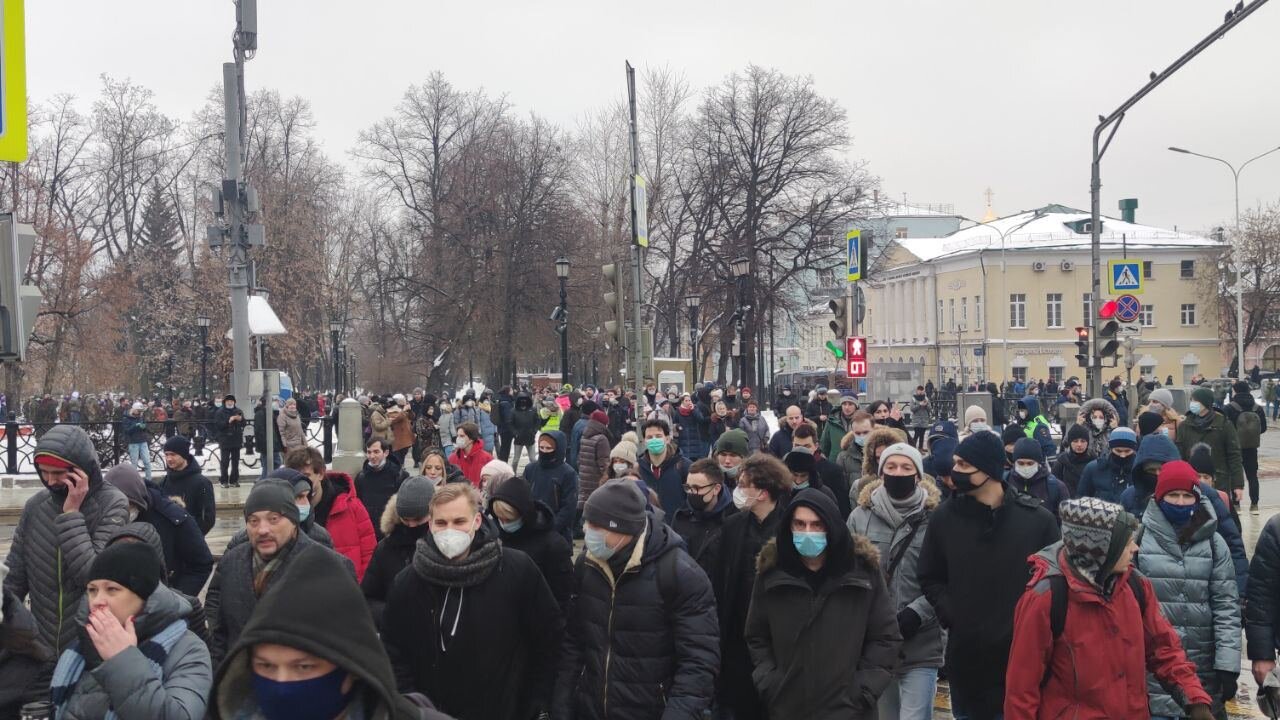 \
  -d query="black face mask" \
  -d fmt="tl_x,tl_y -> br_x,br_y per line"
882,473 -> 917,500
1111,452 -> 1134,467
539,451 -> 558,468
400,524 -> 429,540
950,469 -> 983,494
686,490 -> 713,512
